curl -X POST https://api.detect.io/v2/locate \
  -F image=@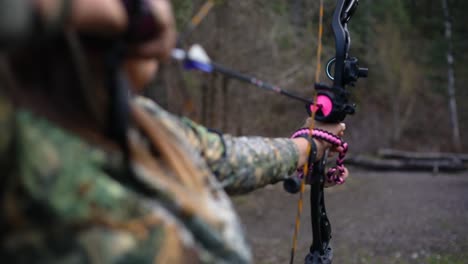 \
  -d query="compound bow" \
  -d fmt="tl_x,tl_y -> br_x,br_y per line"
284,1 -> 368,263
